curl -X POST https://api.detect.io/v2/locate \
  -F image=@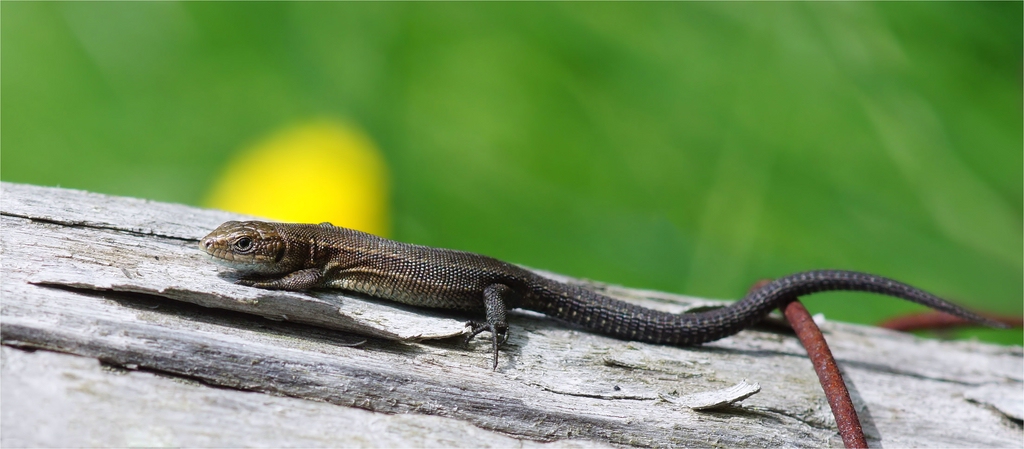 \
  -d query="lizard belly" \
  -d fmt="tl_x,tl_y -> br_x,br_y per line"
326,277 -> 484,311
